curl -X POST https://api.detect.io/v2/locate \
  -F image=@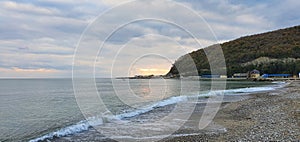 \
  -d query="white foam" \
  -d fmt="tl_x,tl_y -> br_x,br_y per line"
30,82 -> 285,141
29,116 -> 103,142
29,96 -> 189,142
104,83 -> 283,121
272,81 -> 286,84
225,86 -> 275,94
217,81 -> 286,96
115,95 -> 188,119
272,81 -> 289,88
